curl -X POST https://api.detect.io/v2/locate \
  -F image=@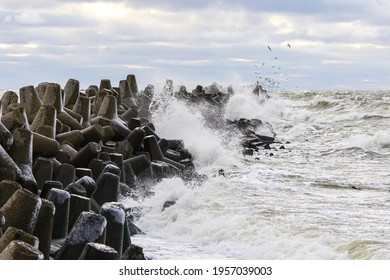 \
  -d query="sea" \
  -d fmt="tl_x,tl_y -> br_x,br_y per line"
1,87 -> 389,260
123,87 -> 390,260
